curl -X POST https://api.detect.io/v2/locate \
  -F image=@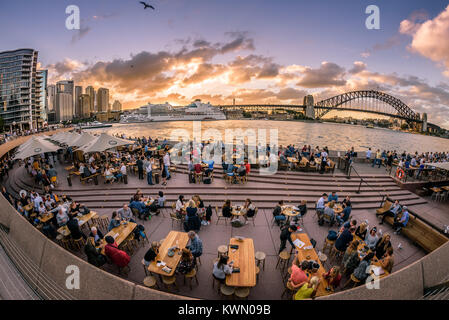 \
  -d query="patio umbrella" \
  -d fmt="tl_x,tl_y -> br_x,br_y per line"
58,132 -> 81,145
77,132 -> 134,153
67,132 -> 95,147
14,136 -> 61,160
